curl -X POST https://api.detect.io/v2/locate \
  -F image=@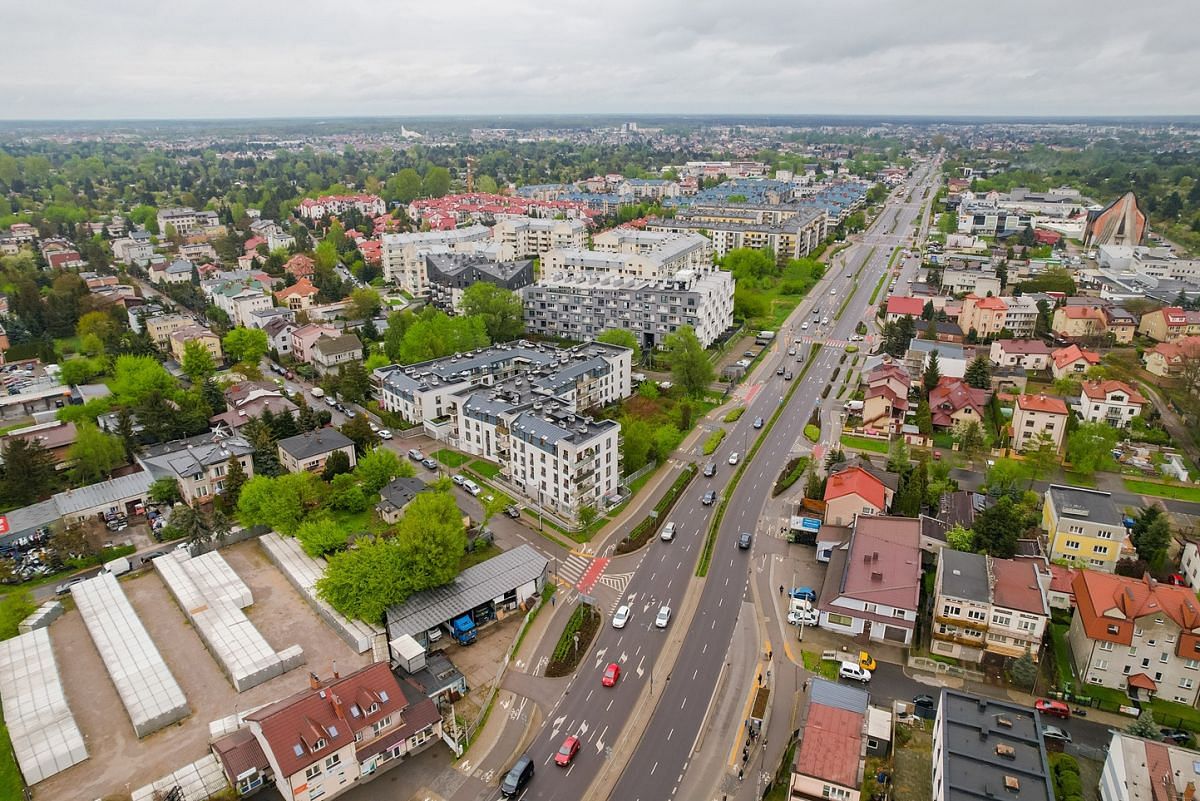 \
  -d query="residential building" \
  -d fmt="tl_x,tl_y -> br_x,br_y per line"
291,324 -> 340,364
1002,295 -> 1039,338
1100,732 -> 1200,801
1050,344 -> 1101,380
112,232 -> 155,266
647,207 -> 826,264
297,194 -> 386,220
818,516 -> 921,645
615,178 -> 680,200
210,283 -> 274,328
940,268 -> 1002,297
145,313 -> 197,347
1180,541 -> 1200,589
1103,306 -> 1138,344
214,663 -> 441,801
1012,393 -> 1068,453
311,333 -> 363,376
958,294 -> 1008,340
264,317 -> 298,357
375,476 -> 429,524
1144,336 -> 1200,378
904,340 -> 968,380
168,325 -> 222,365
278,429 -> 357,474
523,267 -> 734,350
138,430 -> 255,506
860,364 -> 910,433
884,295 -> 924,323
150,257 -> 195,285
1078,380 -> 1146,428
988,339 -> 1051,371
381,225 -> 491,293
1138,306 -> 1200,342
491,217 -> 586,260
545,229 -> 713,280
790,679 -> 869,801
156,207 -> 220,237
931,690 -> 1054,801
210,382 -> 298,430
275,277 -> 320,311
247,306 -> 297,330
1042,485 -> 1128,572
1084,191 -> 1146,248
425,253 -> 534,313
284,254 -> 316,279
823,466 -> 893,526
0,421 -> 78,468
1070,570 -> 1200,704
928,376 -> 990,430
955,201 -> 1033,237
932,550 -> 1050,663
